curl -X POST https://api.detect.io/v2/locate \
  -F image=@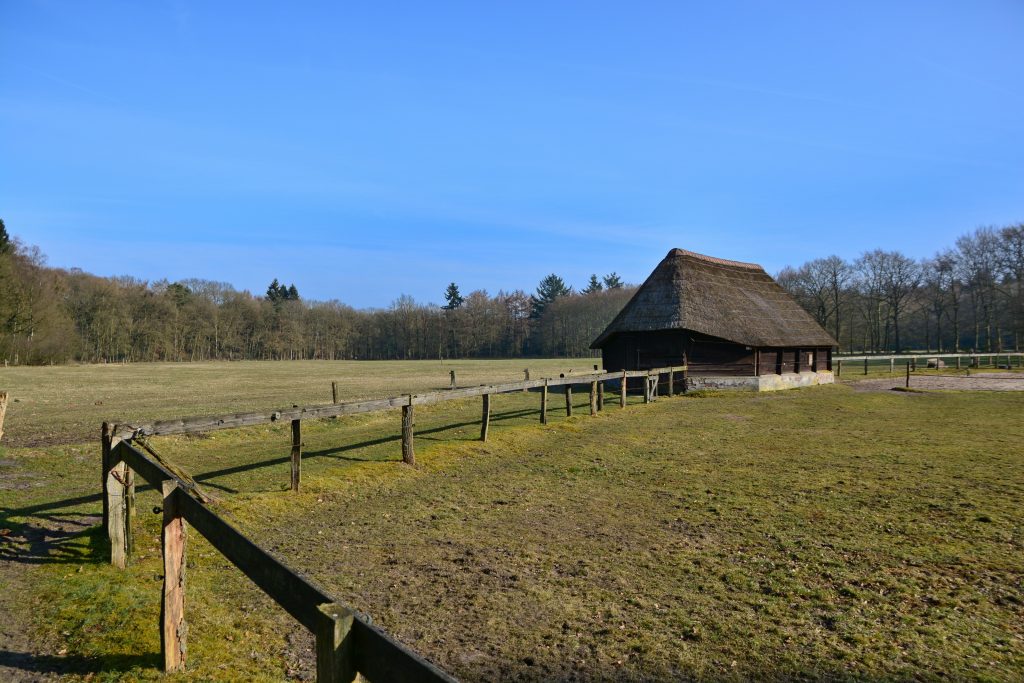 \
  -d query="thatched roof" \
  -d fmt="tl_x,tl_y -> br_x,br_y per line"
591,249 -> 837,348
